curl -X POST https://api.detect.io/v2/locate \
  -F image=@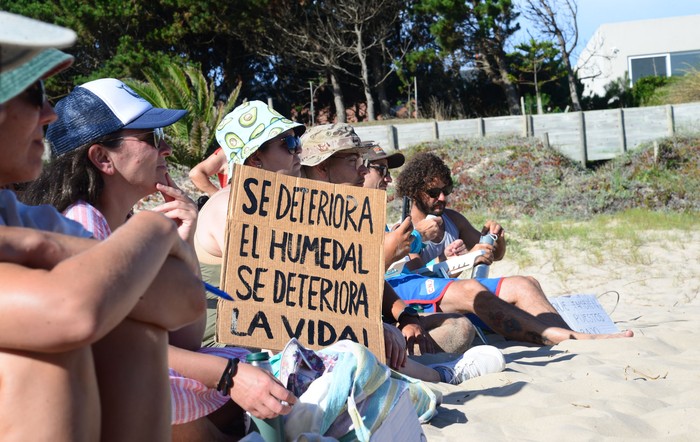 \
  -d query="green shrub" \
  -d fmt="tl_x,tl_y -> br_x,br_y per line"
632,75 -> 671,106
647,68 -> 700,105
394,135 -> 699,223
